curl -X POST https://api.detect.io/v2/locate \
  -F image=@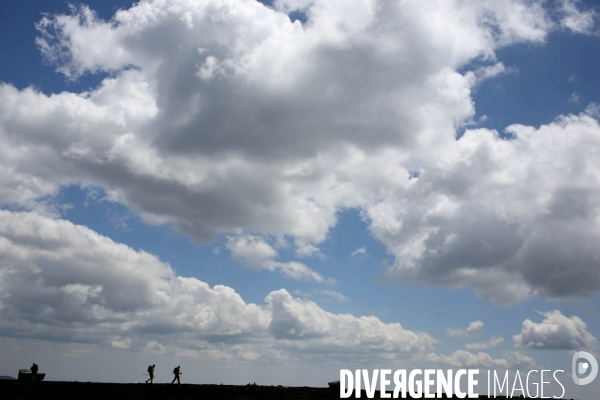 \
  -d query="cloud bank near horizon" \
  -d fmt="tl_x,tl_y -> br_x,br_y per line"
0,0 -> 599,311
0,210 -> 437,363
